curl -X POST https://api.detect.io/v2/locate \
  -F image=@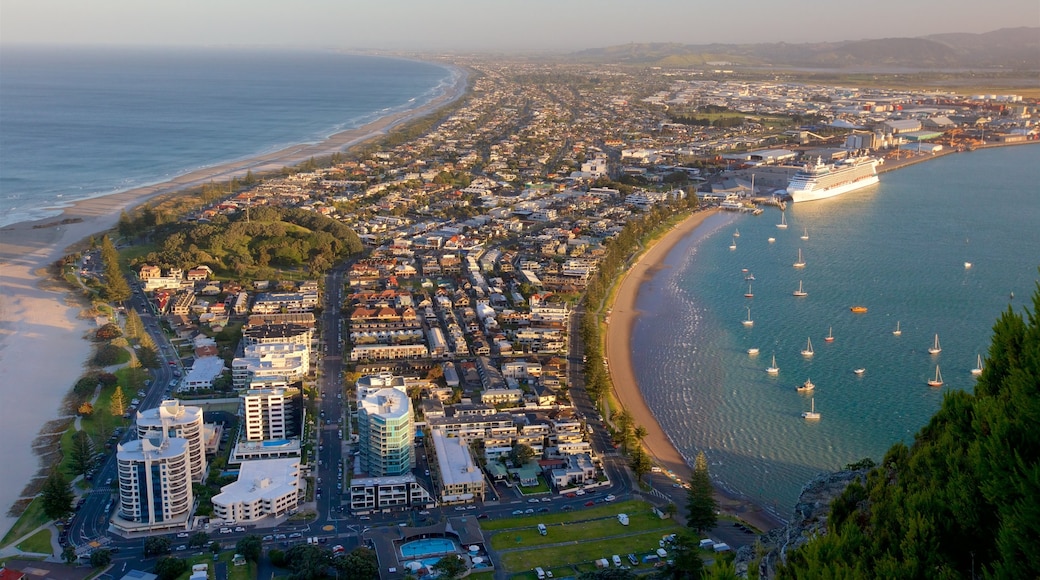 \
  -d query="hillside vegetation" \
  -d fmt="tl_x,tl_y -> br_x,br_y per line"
777,284 -> 1040,578
123,206 -> 363,278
